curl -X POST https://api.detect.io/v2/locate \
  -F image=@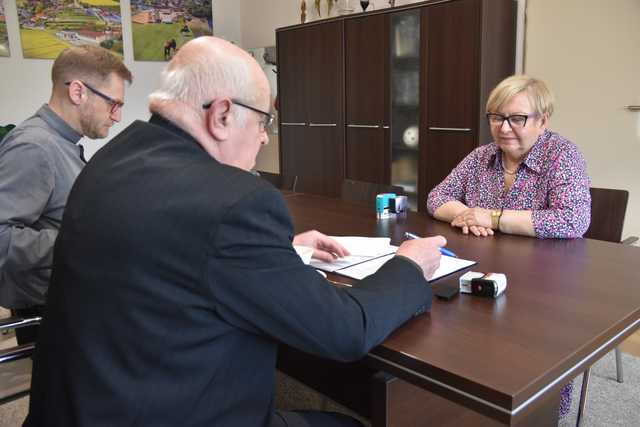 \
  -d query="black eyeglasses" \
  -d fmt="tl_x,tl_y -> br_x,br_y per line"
65,81 -> 124,114
203,99 -> 275,132
486,113 -> 538,129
